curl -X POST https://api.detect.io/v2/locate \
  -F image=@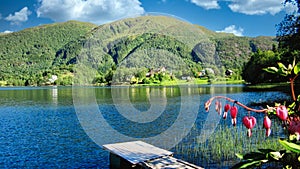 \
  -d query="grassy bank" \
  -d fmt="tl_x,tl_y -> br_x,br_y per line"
245,82 -> 289,89
129,78 -> 245,87
0,77 -> 245,87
